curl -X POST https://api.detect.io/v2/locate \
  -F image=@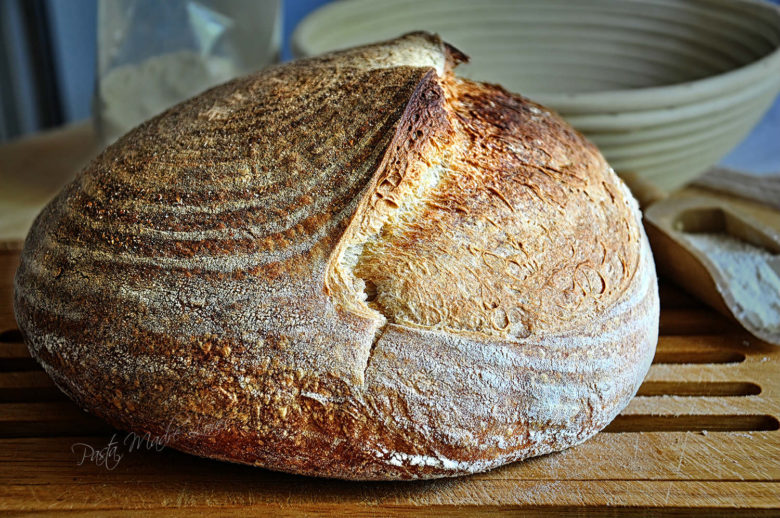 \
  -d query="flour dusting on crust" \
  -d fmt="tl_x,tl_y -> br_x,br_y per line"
14,32 -> 658,480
